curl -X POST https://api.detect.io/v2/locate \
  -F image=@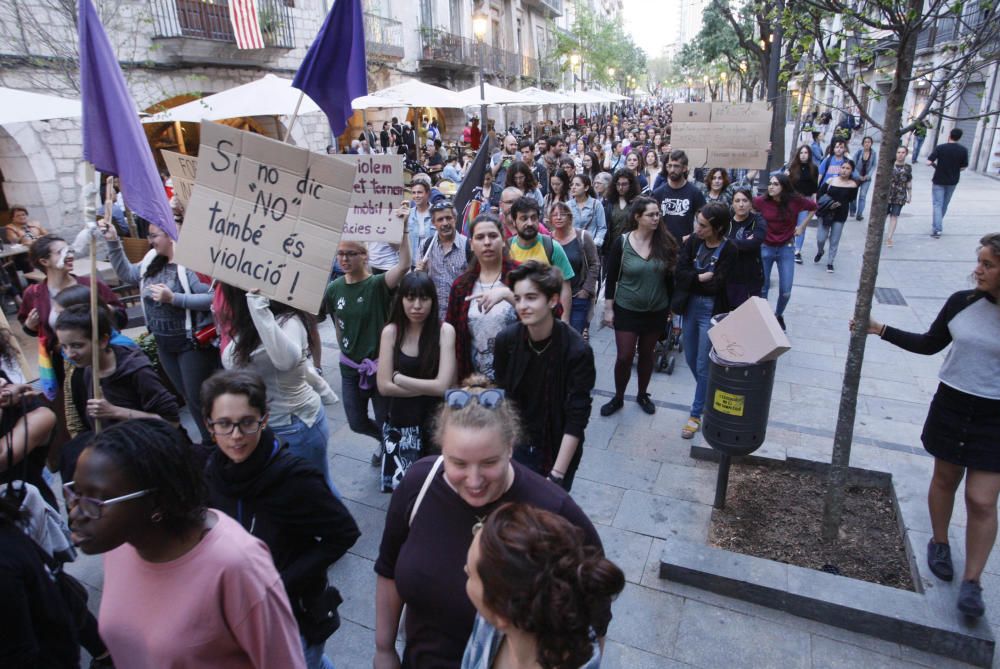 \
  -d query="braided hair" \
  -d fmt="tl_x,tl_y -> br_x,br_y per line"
88,419 -> 206,533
